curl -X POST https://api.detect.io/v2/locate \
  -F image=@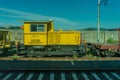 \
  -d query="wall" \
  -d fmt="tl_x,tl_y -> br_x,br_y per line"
0,29 -> 119,44
80,30 -> 119,43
